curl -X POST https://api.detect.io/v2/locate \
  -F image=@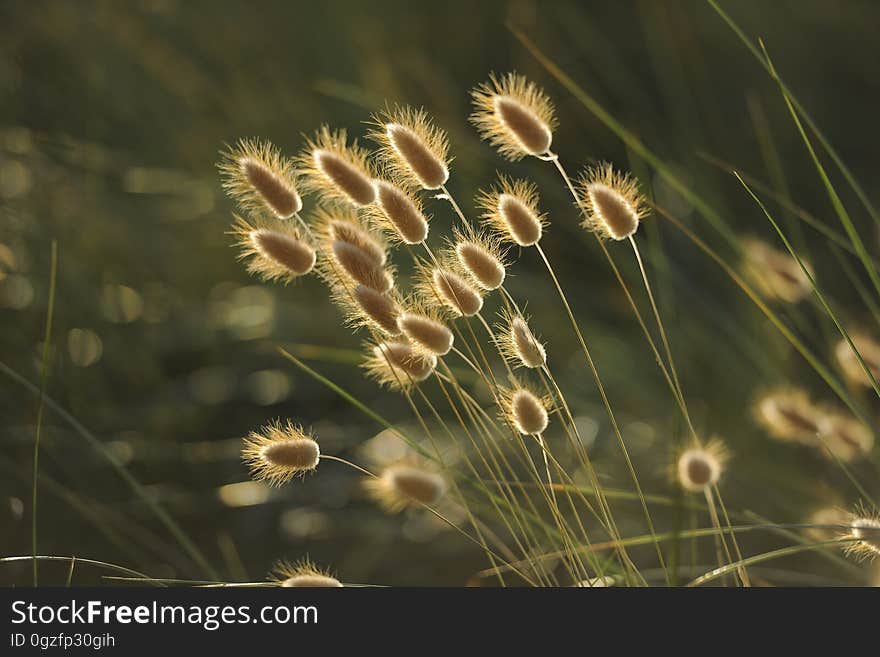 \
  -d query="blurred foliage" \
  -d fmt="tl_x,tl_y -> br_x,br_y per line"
1,0 -> 879,585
